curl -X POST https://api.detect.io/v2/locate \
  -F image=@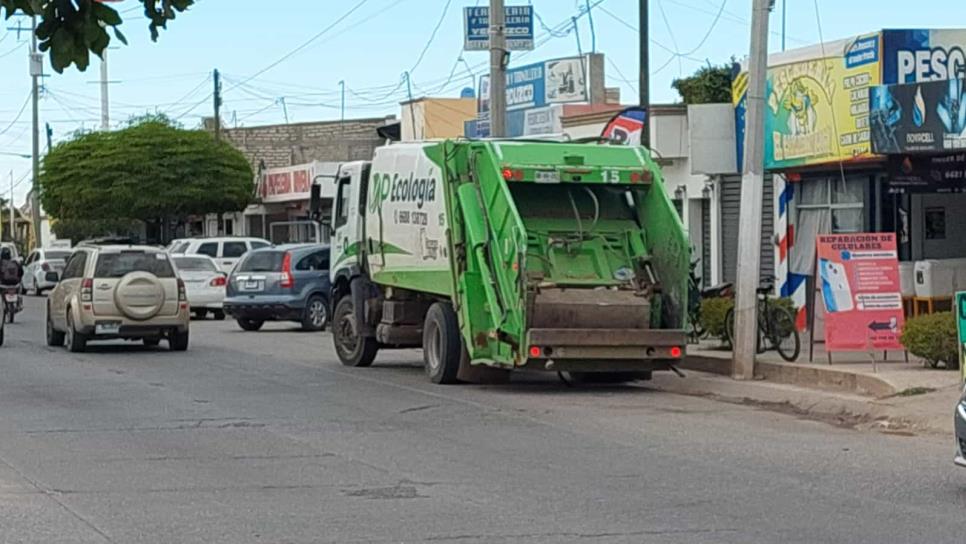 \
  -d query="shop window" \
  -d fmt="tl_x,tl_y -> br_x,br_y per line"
790,175 -> 868,277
